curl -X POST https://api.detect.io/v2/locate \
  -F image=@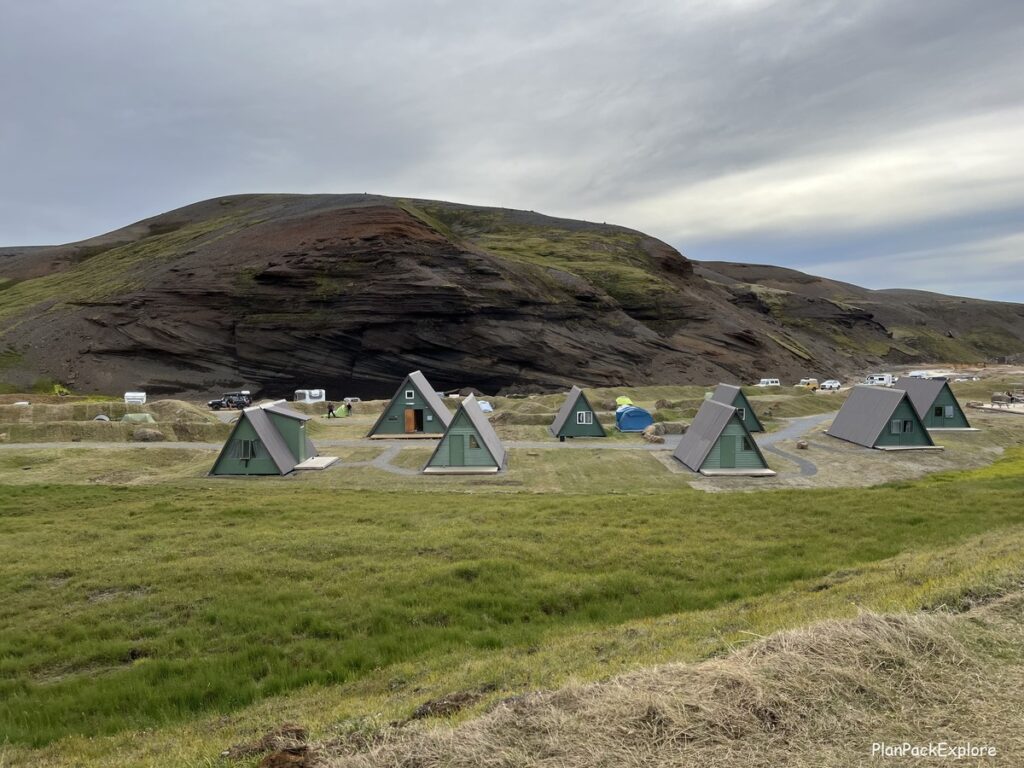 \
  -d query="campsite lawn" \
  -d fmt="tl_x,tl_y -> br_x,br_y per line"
2,450 -> 1024,751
